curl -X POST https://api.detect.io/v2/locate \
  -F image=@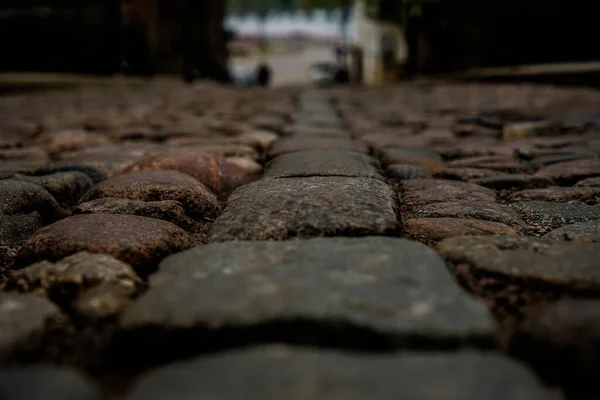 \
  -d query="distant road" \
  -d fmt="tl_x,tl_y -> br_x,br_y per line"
231,45 -> 335,87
